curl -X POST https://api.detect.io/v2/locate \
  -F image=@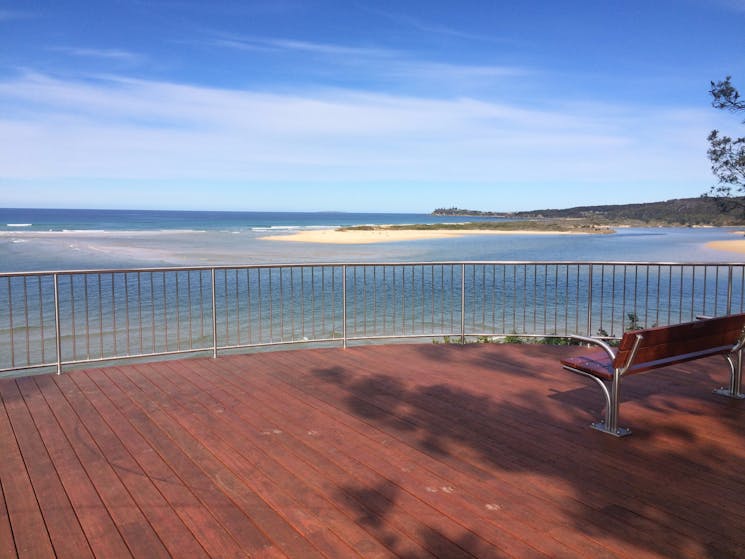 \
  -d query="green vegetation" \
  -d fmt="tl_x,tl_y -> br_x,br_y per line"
339,220 -> 613,234
434,197 -> 745,226
706,76 -> 745,216
432,334 -> 582,345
